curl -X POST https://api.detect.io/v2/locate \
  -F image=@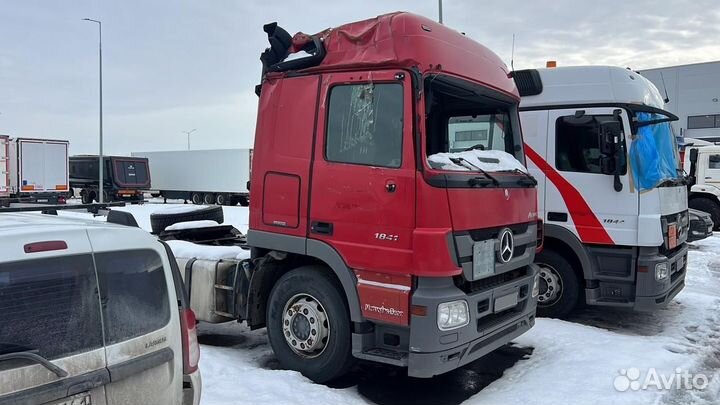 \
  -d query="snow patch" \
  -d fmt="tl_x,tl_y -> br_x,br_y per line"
166,240 -> 250,261
427,149 -> 526,172
165,220 -> 219,231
